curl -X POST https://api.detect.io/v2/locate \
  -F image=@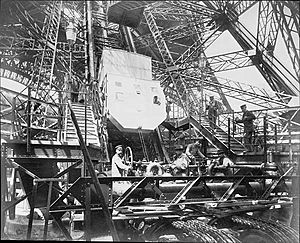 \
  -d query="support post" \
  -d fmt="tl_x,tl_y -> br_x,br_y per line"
85,183 -> 91,241
43,181 -> 53,240
1,144 -> 7,238
8,168 -> 17,219
87,0 -> 95,81
26,180 -> 38,240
